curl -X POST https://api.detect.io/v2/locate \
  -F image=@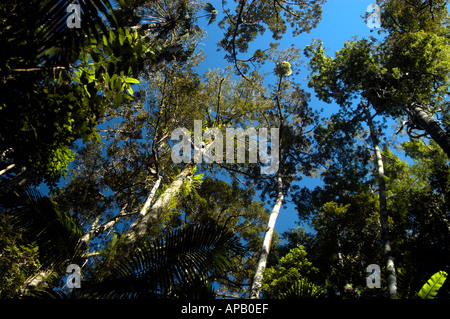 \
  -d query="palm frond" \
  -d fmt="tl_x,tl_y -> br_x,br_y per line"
5,0 -> 118,67
204,2 -> 217,25
278,278 -> 325,299
1,188 -> 86,271
83,223 -> 242,298
37,0 -> 118,65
